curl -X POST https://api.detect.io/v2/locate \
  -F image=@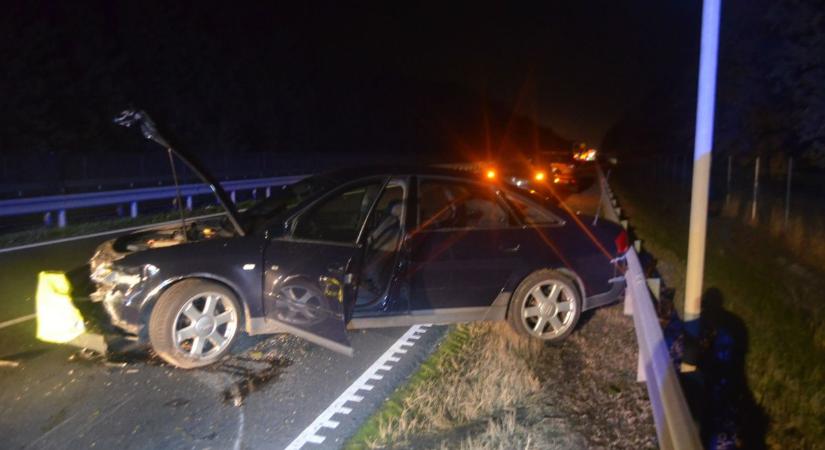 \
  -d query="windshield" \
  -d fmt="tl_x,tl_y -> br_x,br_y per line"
239,175 -> 335,232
